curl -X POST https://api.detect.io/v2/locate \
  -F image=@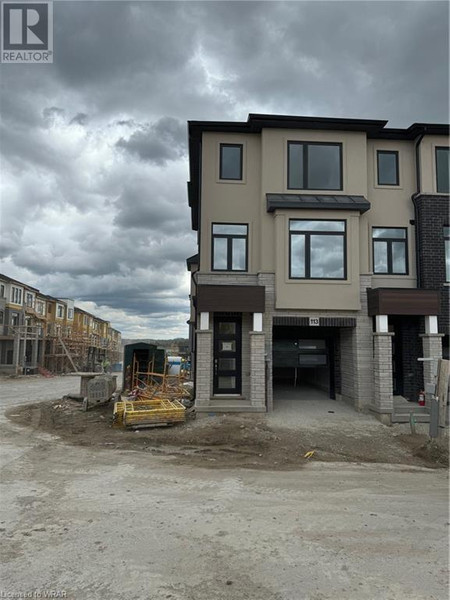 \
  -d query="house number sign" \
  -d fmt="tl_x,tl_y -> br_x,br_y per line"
309,317 -> 320,326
